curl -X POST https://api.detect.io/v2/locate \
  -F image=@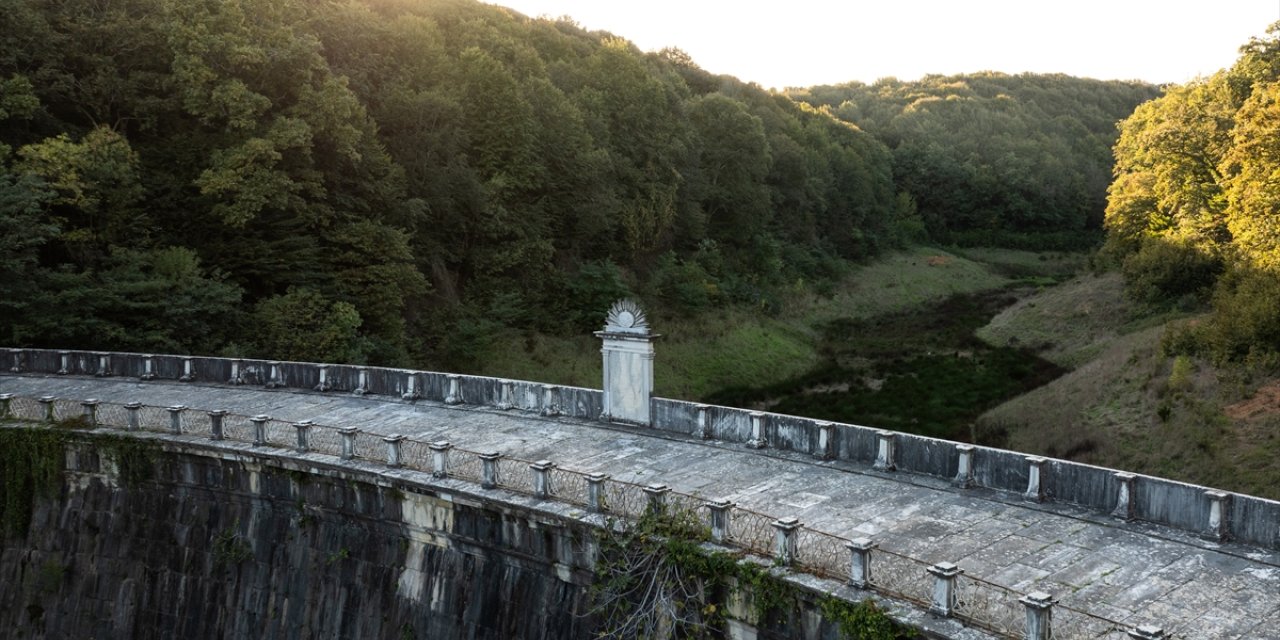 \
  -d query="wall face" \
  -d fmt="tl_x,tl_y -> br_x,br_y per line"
0,441 -> 594,640
600,335 -> 654,425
